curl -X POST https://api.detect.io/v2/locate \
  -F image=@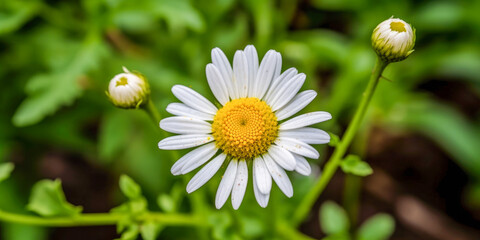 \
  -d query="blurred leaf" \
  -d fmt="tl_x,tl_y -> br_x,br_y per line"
322,232 -> 351,240
12,34 -> 107,127
113,10 -> 156,33
141,221 -> 163,240
340,155 -> 373,177
119,175 -> 142,200
357,214 -> 395,240
0,1 -> 39,35
2,223 -> 47,240
153,0 -> 205,32
120,224 -> 139,240
389,99 -> 480,178
27,179 -> 82,217
320,201 -> 350,235
98,110 -> 132,162
0,162 -> 14,183
328,132 -> 340,147
415,2 -> 462,32
157,194 -> 175,213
